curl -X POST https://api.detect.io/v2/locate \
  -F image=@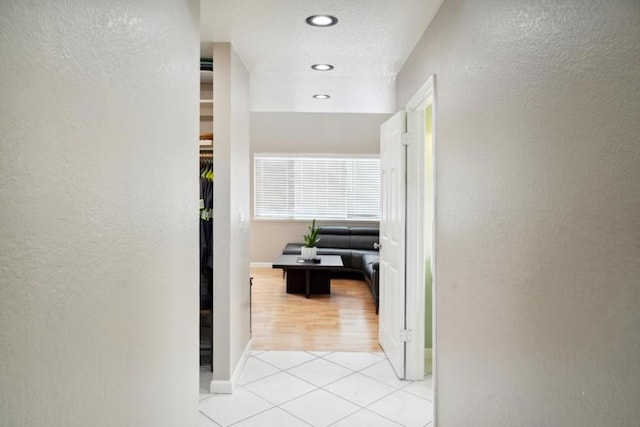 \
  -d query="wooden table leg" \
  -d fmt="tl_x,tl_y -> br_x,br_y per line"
305,269 -> 310,298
